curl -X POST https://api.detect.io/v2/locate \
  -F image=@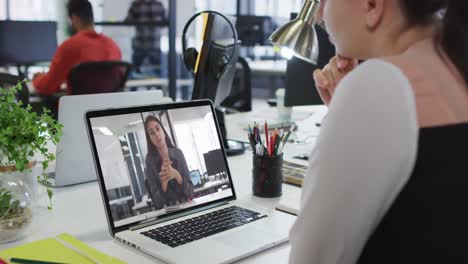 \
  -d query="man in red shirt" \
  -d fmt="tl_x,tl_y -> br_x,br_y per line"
32,0 -> 122,95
